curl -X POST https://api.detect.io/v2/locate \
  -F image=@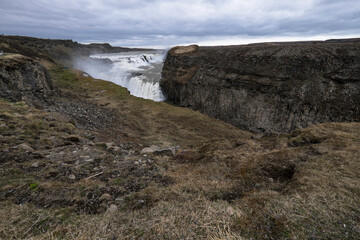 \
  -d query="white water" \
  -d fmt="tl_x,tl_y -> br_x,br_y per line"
82,51 -> 166,101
